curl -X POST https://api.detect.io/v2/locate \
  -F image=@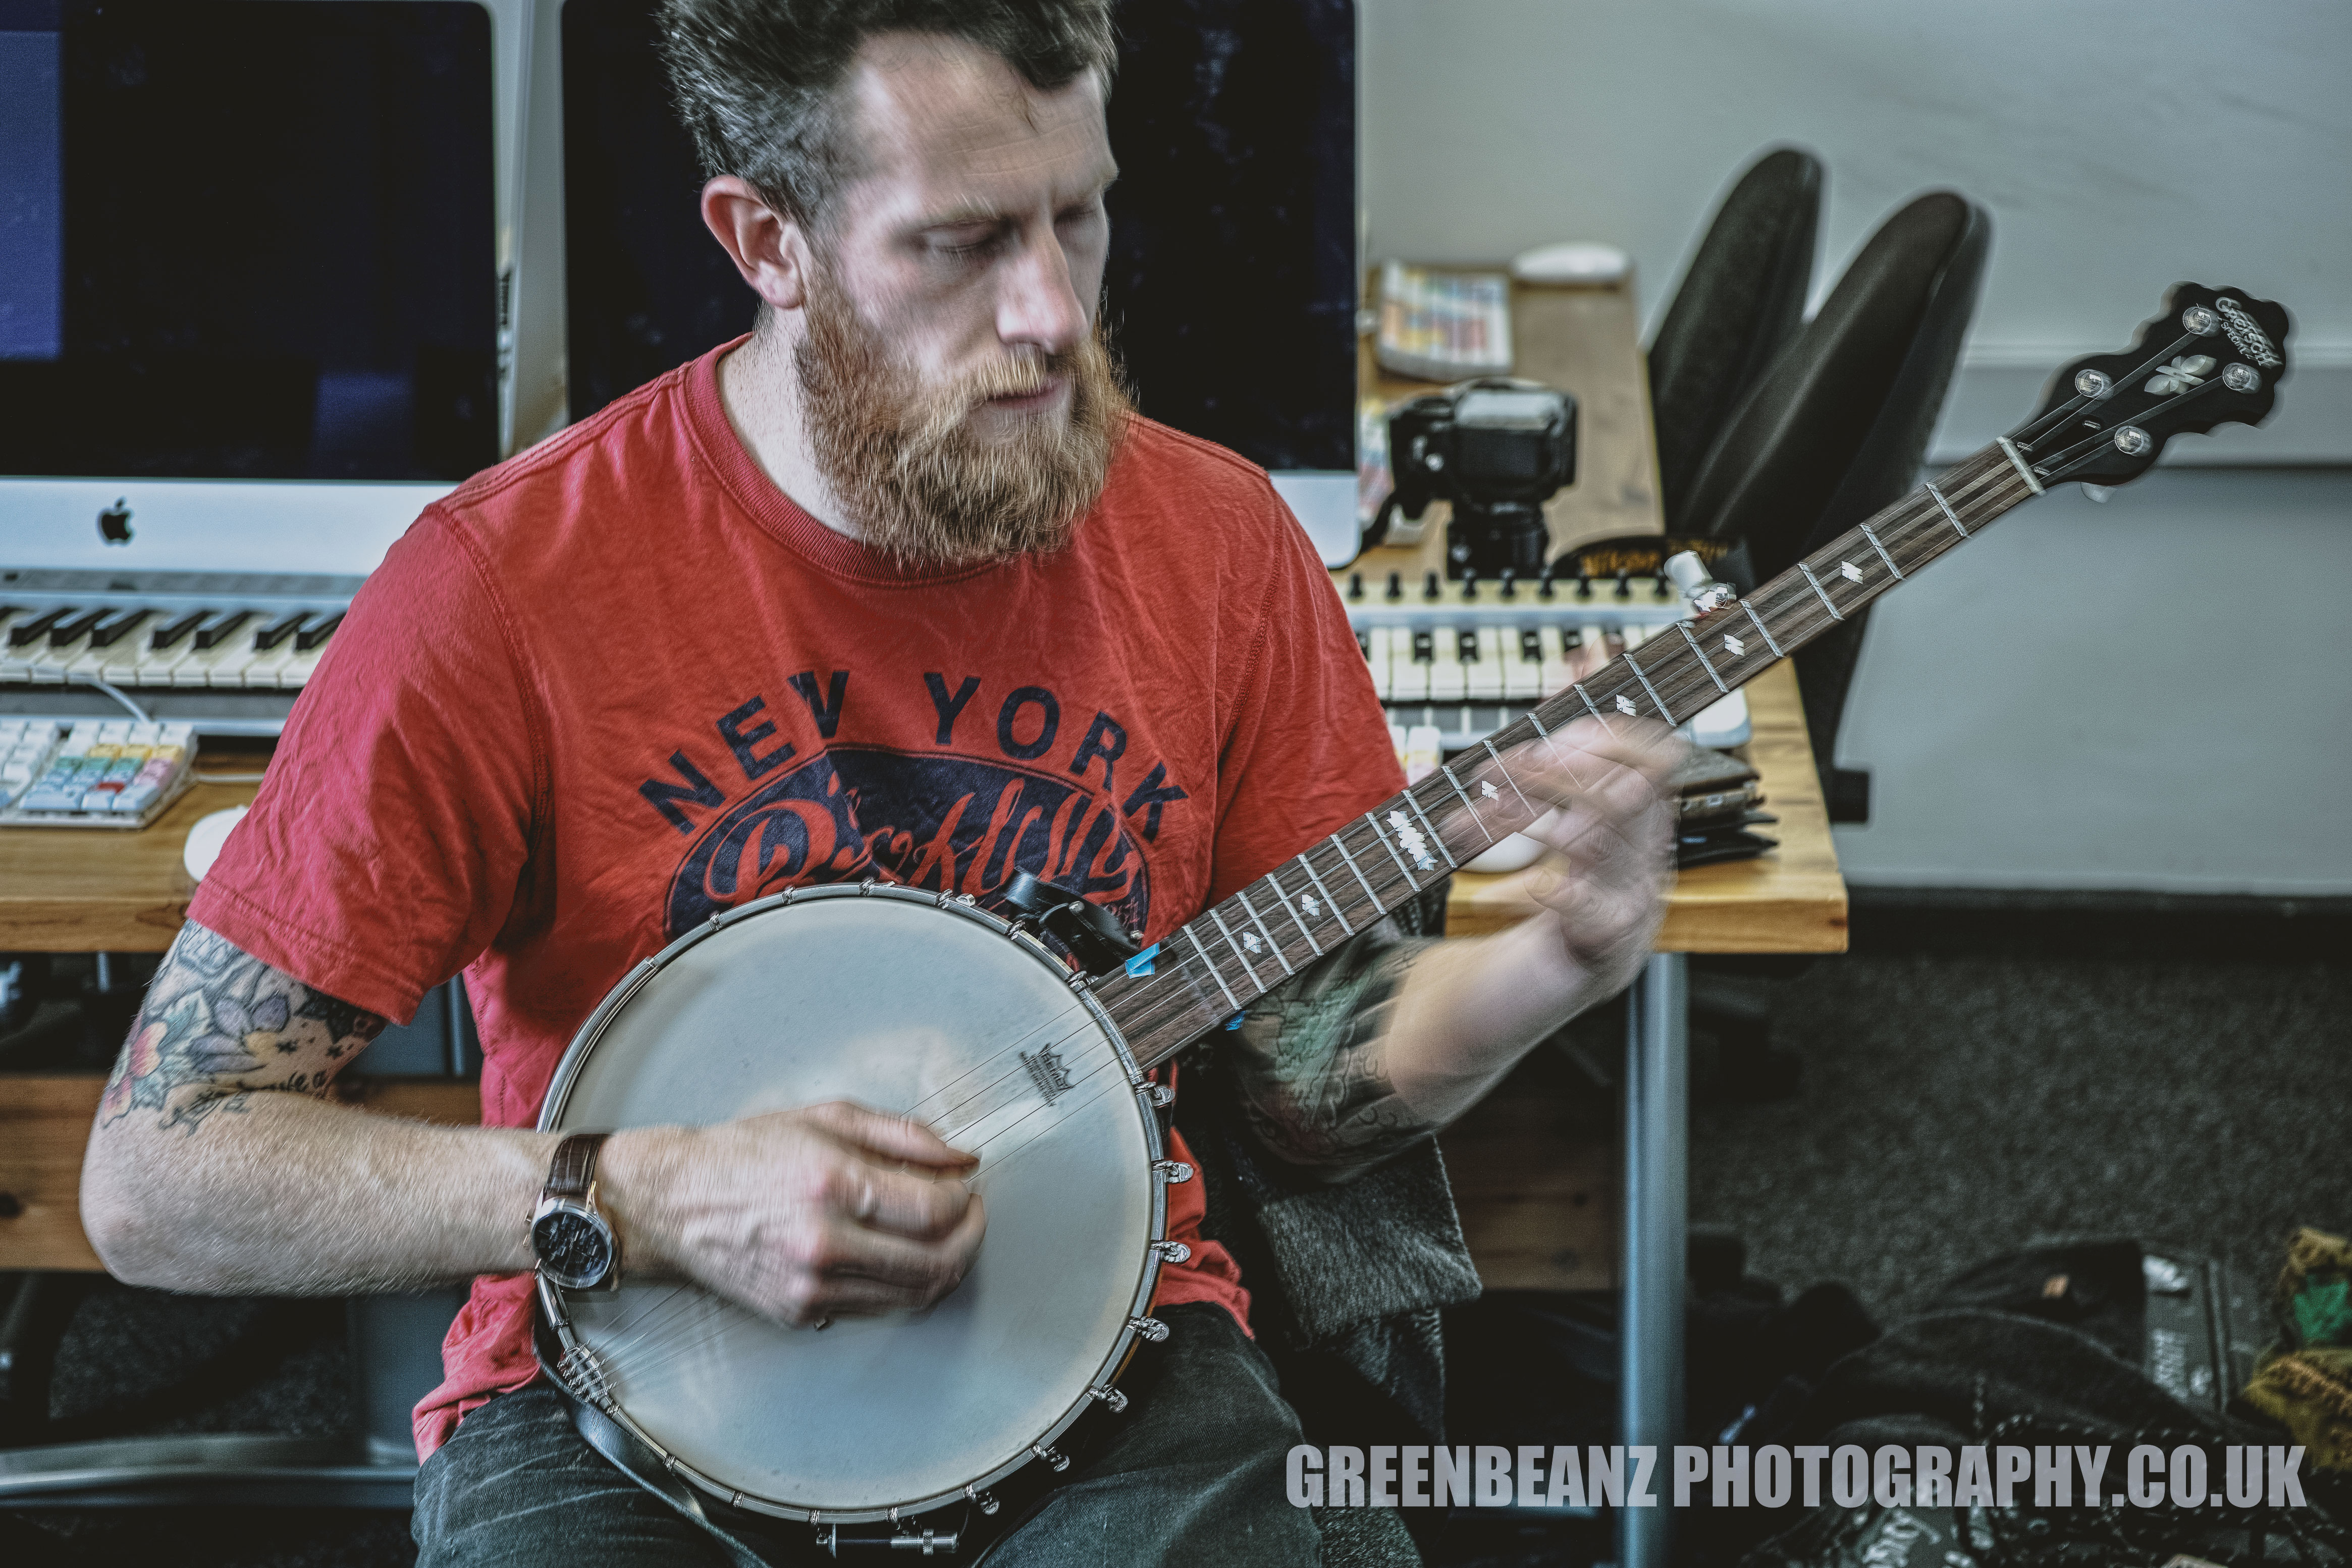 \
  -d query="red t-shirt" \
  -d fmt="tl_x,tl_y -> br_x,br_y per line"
187,339 -> 1403,1458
